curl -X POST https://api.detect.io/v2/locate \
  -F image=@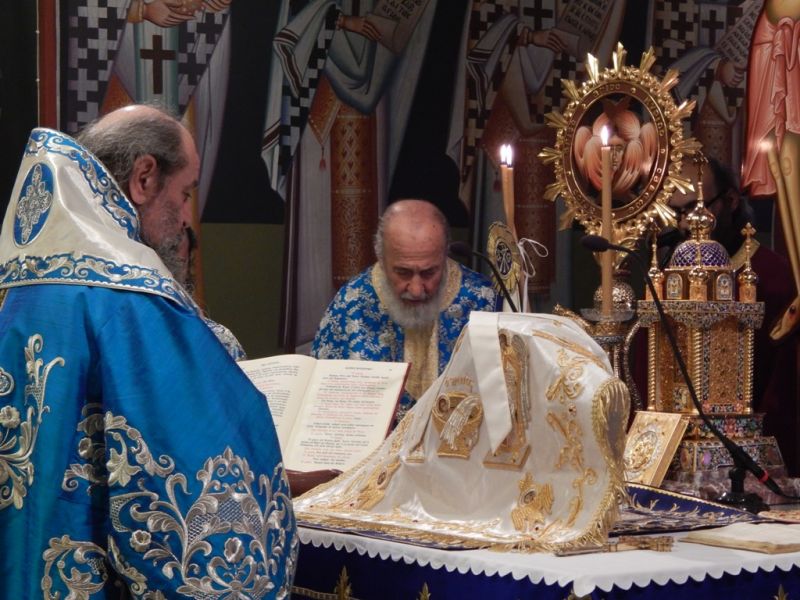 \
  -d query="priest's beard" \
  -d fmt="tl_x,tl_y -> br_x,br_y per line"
141,223 -> 196,295
149,231 -> 195,295
377,265 -> 445,330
